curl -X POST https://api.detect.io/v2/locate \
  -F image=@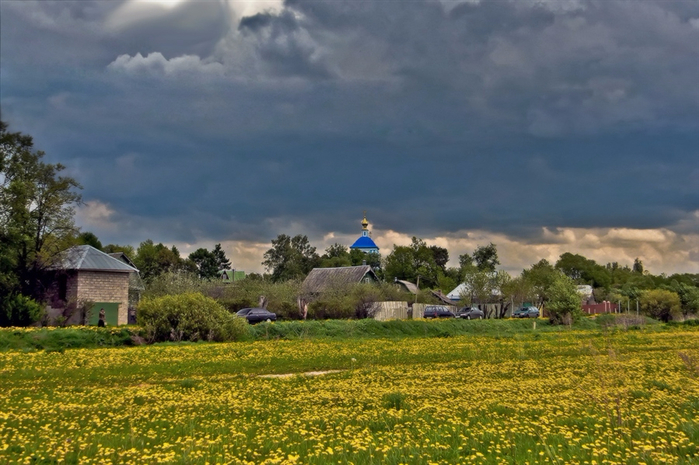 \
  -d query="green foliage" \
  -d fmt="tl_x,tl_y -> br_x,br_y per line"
639,289 -> 681,322
305,282 -> 412,320
0,294 -> 44,327
546,273 -> 582,325
0,120 -> 82,302
134,240 -> 195,282
262,234 -> 320,282
0,326 -> 142,351
472,243 -> 499,272
319,243 -> 352,268
384,237 -> 441,288
663,280 -> 699,317
522,259 -> 558,307
189,248 -> 220,280
138,293 -> 249,342
555,252 -> 611,289
142,271 -> 209,298
102,243 -> 136,258
76,231 -> 103,250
